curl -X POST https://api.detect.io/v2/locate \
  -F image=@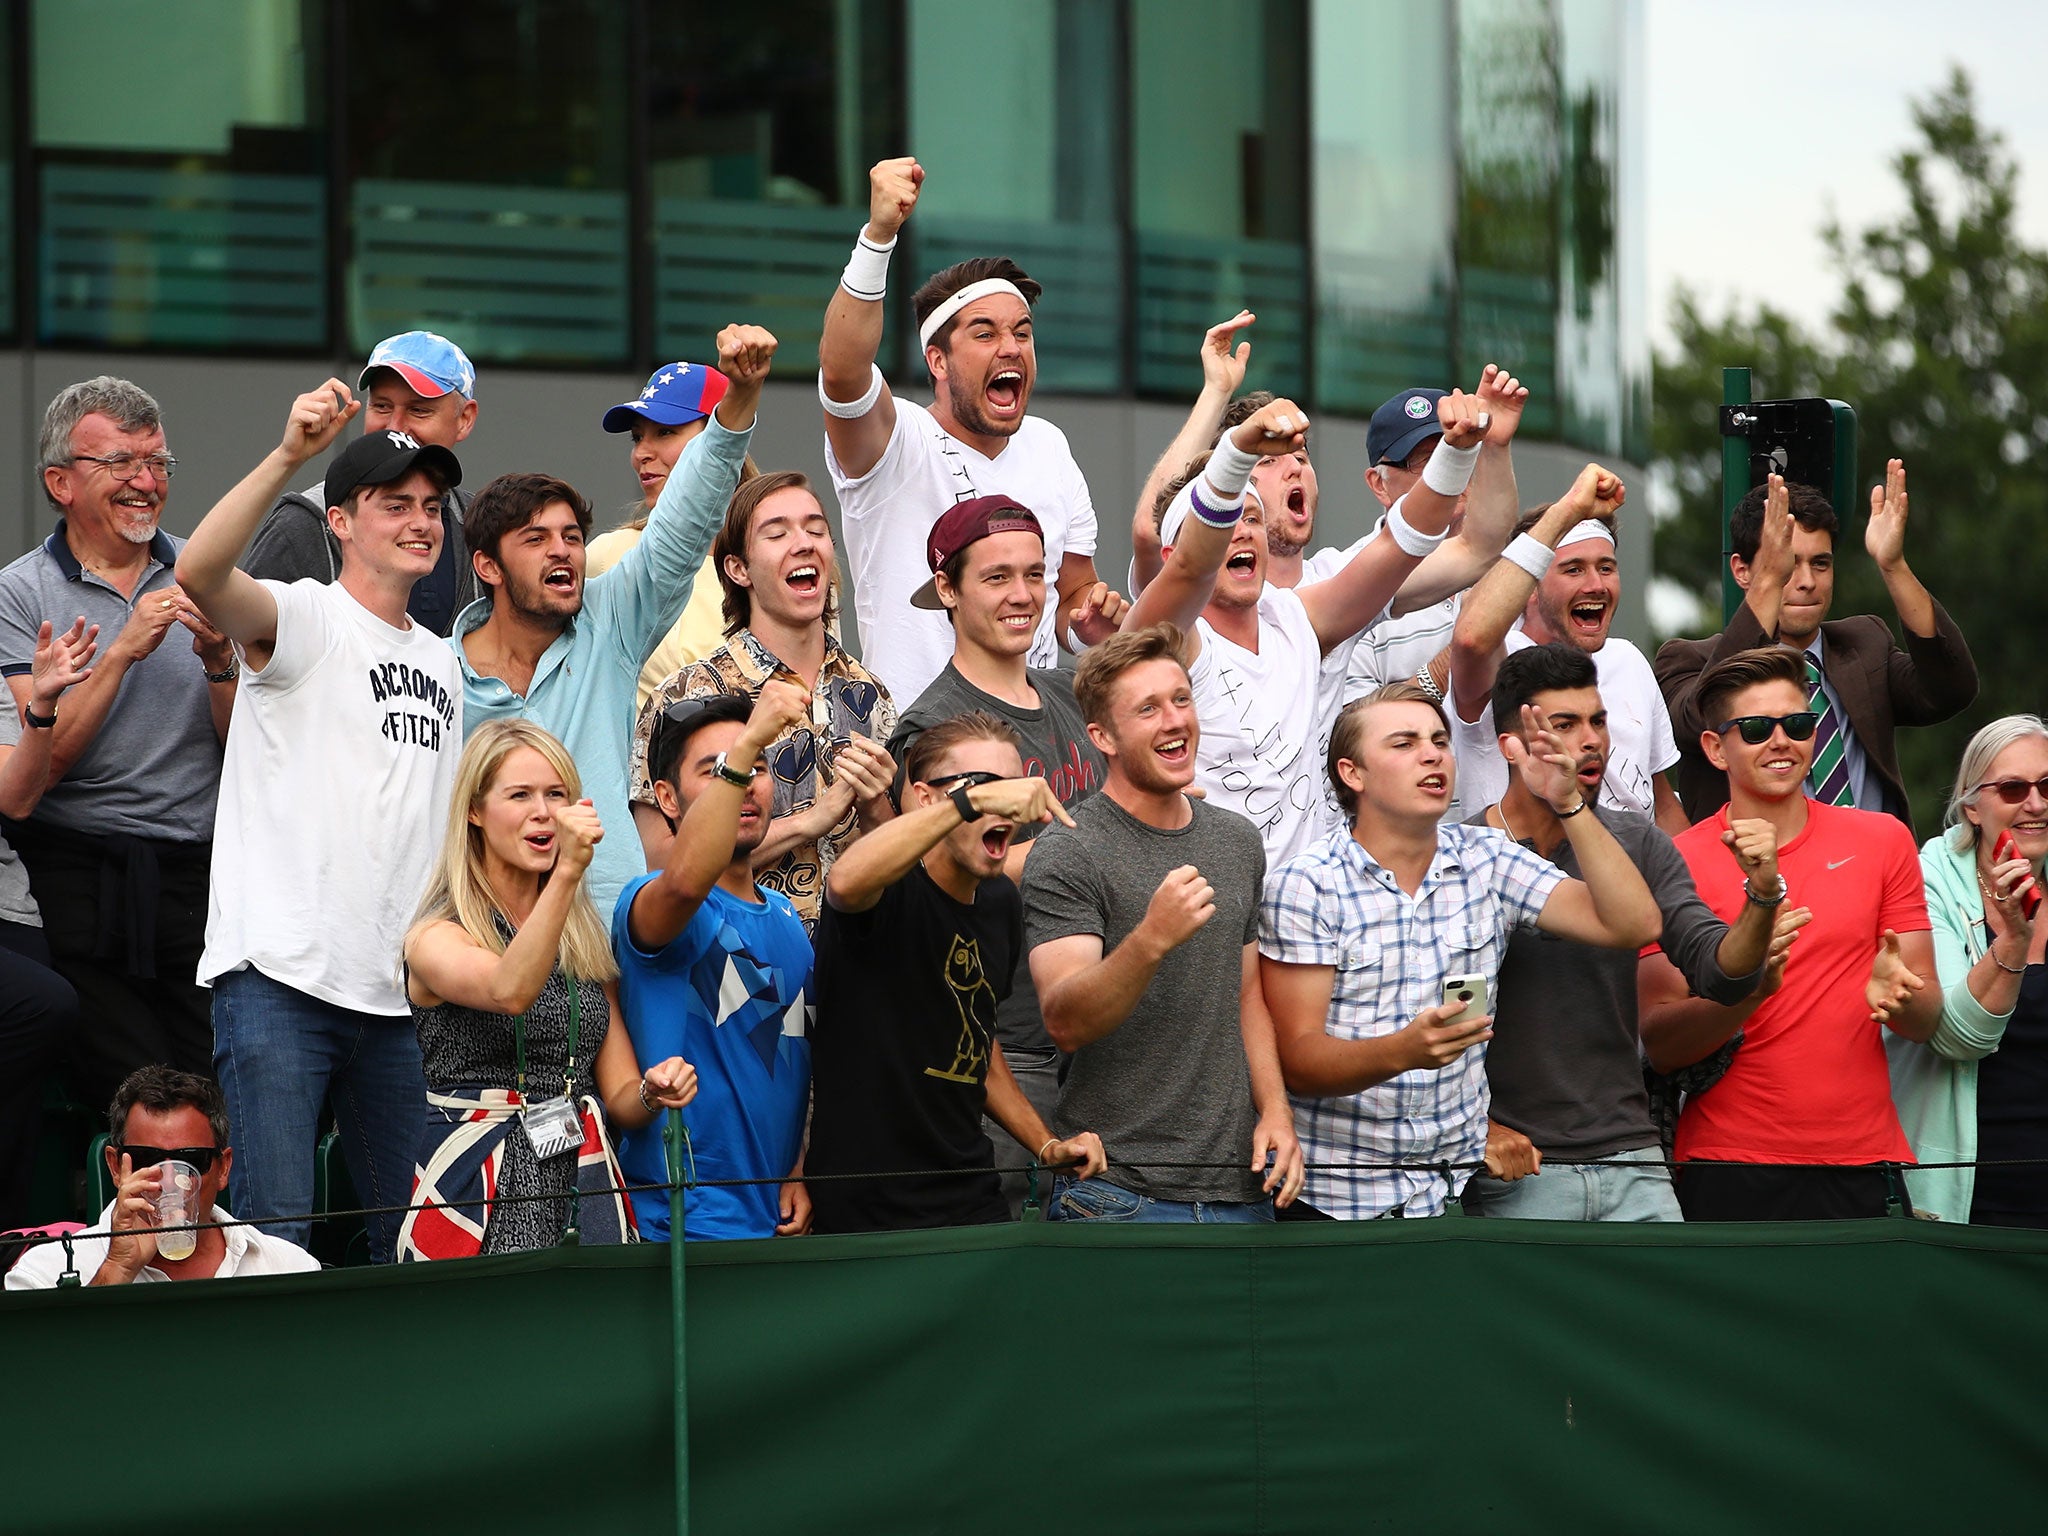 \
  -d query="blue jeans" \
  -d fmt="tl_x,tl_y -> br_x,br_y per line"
212,967 -> 426,1262
1460,1146 -> 1682,1222
1048,1175 -> 1275,1224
